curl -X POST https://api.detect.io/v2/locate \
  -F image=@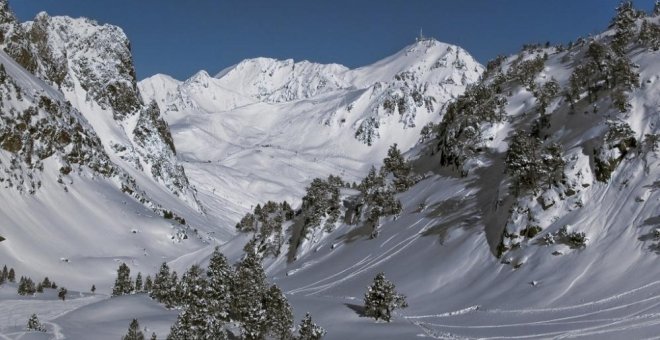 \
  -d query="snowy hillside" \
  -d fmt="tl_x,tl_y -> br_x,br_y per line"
0,0 -> 235,299
1,0 -> 660,339
139,37 -> 483,227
